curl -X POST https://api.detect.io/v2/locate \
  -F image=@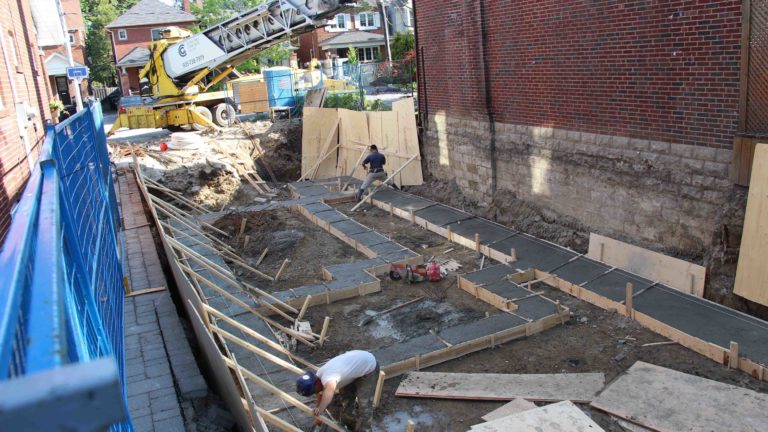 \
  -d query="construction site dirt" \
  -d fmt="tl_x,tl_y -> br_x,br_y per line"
204,193 -> 768,431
